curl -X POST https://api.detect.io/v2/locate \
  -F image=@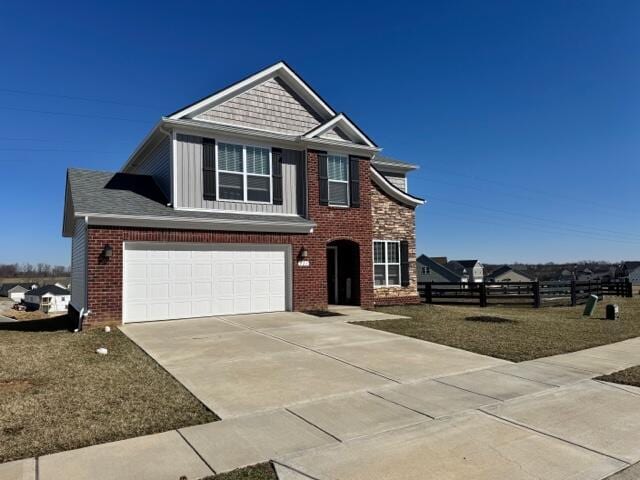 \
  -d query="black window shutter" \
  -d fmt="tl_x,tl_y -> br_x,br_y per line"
318,152 -> 328,206
349,156 -> 360,208
400,240 -> 410,287
202,137 -> 216,201
272,148 -> 283,205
